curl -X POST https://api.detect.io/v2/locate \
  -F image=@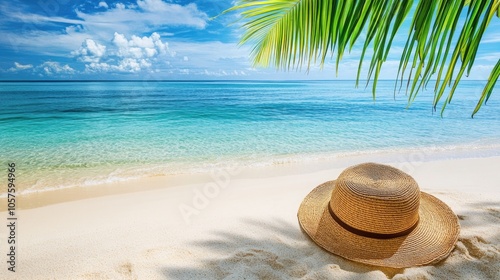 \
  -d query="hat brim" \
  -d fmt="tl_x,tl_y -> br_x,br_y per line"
298,180 -> 460,268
